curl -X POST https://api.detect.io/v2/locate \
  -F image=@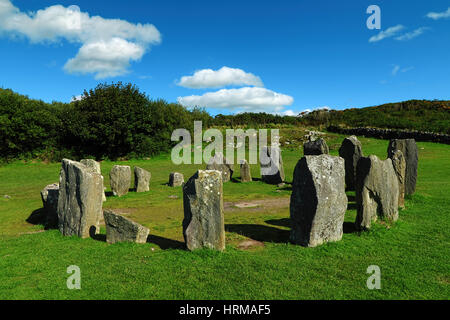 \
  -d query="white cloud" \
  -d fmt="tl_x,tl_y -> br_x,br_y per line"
281,110 -> 296,116
177,87 -> 293,113
0,0 -> 161,78
177,66 -> 263,89
369,25 -> 405,43
392,65 -> 400,76
395,27 -> 430,41
426,7 -> 450,20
